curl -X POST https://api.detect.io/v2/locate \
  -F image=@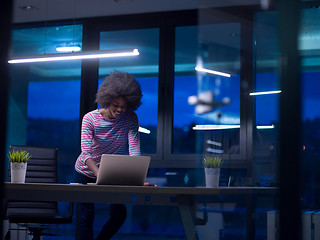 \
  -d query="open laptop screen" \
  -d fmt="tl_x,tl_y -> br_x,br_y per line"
96,154 -> 151,186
